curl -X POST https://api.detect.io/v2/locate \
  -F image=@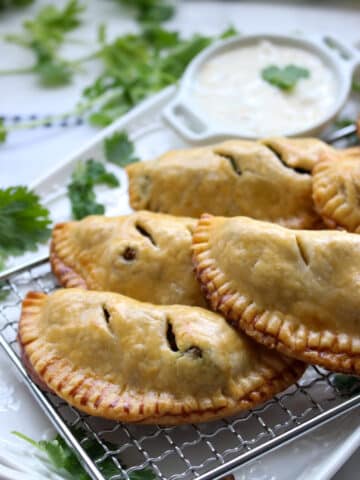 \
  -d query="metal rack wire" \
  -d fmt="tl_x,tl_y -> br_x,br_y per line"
0,256 -> 360,480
